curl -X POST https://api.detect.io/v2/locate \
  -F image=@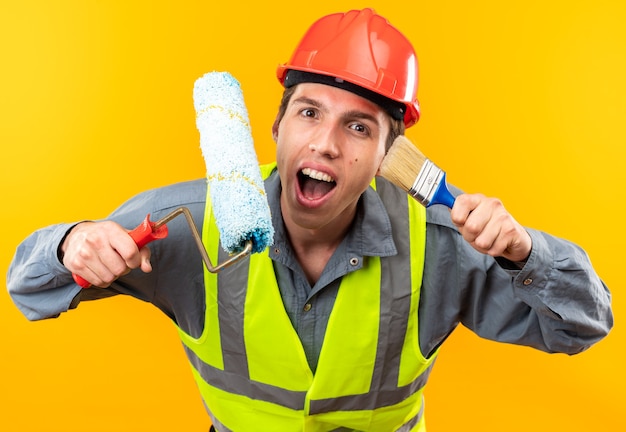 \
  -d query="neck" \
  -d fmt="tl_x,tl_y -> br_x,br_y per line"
282,206 -> 356,286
